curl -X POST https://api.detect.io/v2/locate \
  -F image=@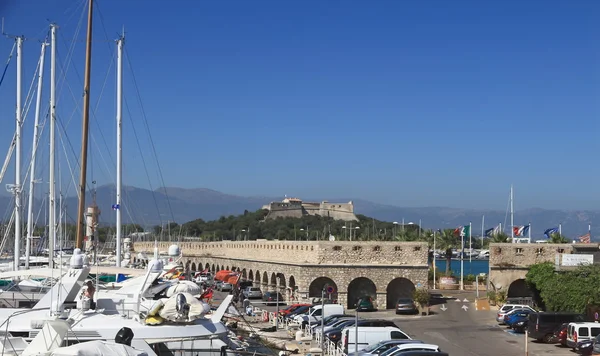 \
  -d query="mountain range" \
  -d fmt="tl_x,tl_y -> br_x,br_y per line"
0,185 -> 598,239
